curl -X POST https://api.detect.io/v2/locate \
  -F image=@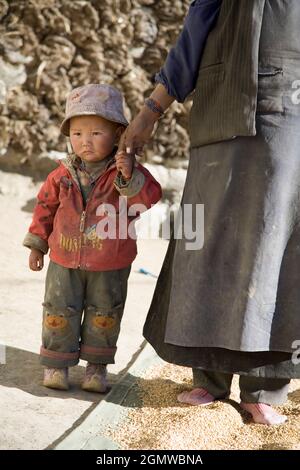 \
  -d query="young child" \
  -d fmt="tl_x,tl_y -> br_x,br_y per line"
23,84 -> 162,392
